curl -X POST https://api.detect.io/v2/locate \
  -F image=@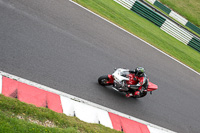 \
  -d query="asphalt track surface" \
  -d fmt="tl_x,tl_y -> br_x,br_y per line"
0,0 -> 200,132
